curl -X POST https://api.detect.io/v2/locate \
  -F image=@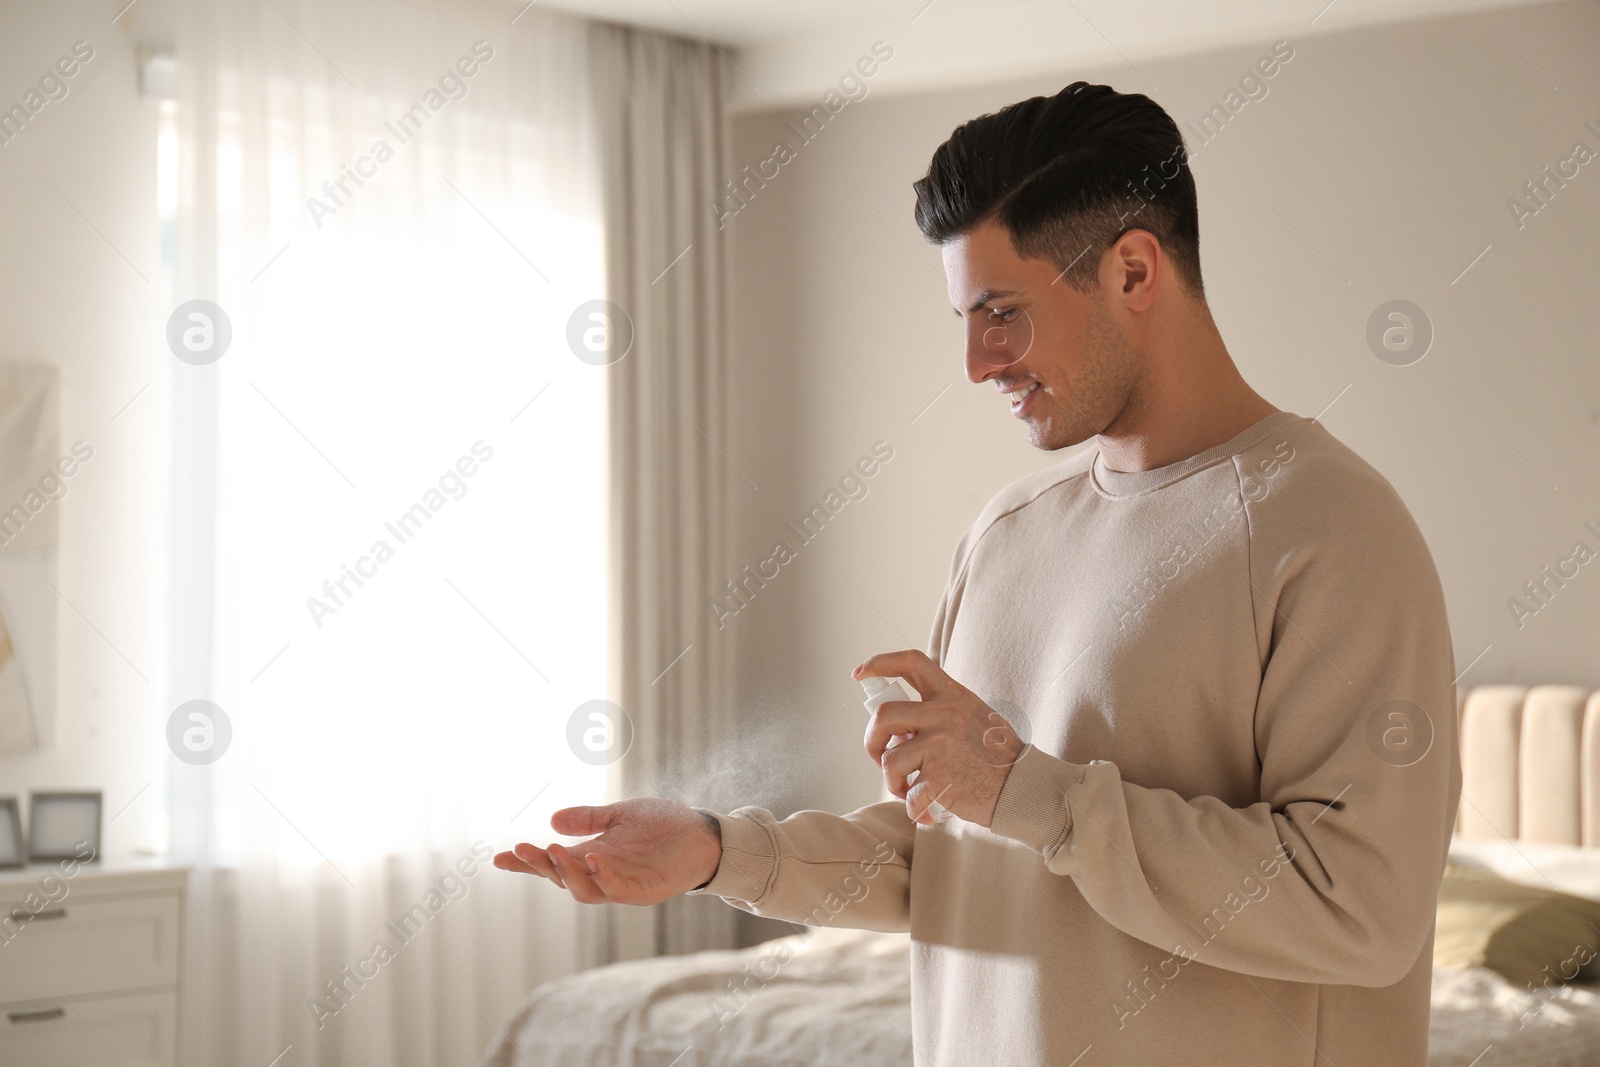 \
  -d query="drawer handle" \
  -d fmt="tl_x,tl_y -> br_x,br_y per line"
7,907 -> 67,923
8,1006 -> 66,1024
